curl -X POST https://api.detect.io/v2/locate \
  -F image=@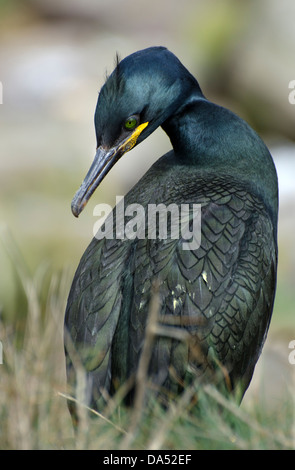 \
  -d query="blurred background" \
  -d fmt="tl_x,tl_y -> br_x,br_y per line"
0,0 -> 294,419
